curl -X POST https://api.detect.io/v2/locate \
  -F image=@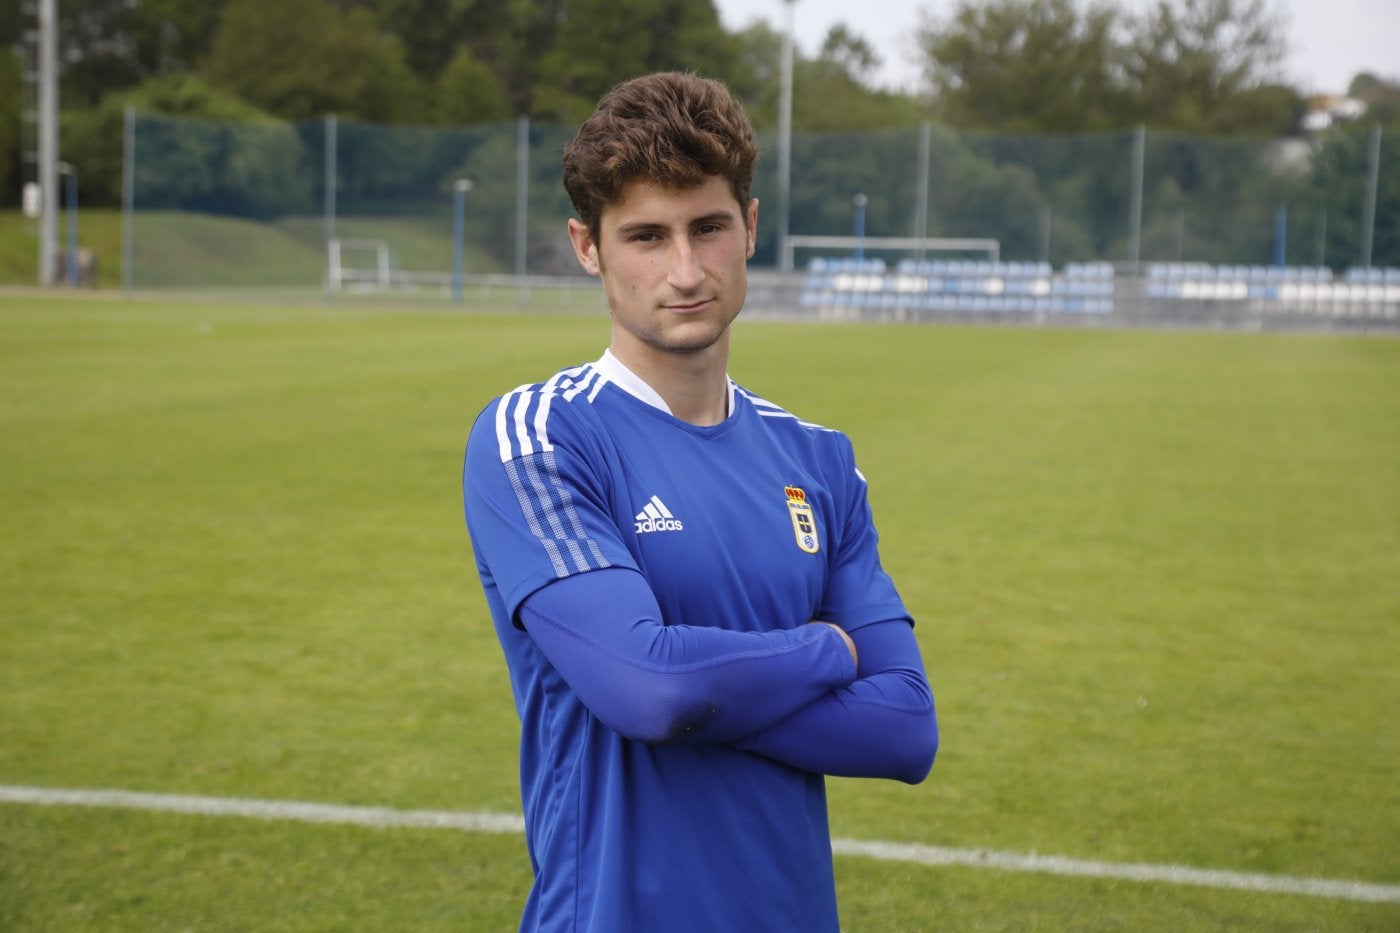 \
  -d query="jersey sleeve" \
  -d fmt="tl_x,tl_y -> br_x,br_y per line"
520,568 -> 859,745
464,389 -> 639,623
729,433 -> 937,782
816,434 -> 912,632
732,618 -> 938,783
